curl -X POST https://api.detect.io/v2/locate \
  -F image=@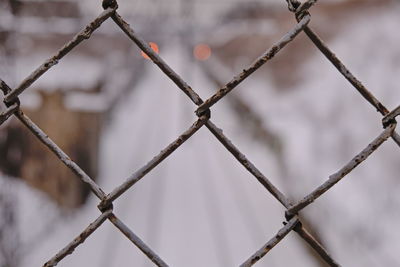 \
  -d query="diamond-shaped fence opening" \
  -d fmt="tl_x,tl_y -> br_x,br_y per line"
0,0 -> 400,266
